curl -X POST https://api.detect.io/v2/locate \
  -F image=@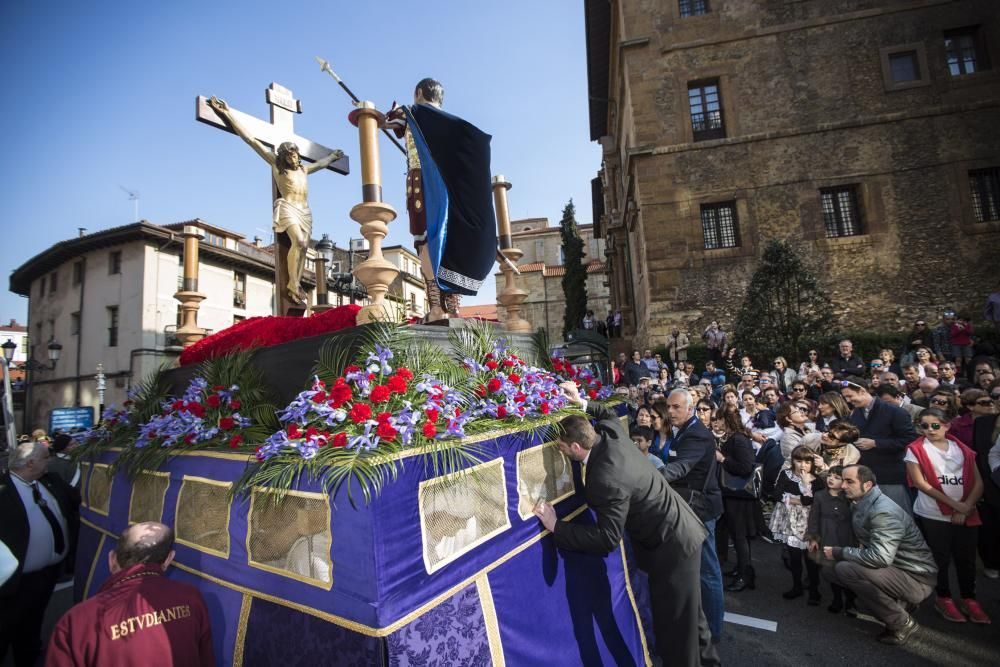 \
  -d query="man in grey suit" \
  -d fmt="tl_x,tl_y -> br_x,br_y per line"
534,382 -> 719,666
